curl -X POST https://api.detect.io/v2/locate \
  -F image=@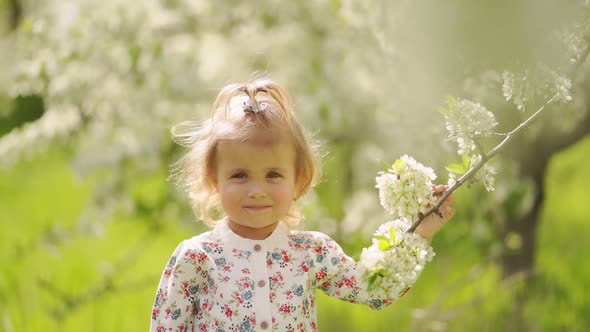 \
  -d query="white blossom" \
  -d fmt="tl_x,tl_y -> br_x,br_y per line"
444,98 -> 497,155
502,71 -> 529,111
546,70 -> 573,104
0,107 -> 80,165
358,219 -> 435,298
447,154 -> 496,191
470,154 -> 496,191
375,155 -> 437,221
502,66 -> 573,112
560,24 -> 588,64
